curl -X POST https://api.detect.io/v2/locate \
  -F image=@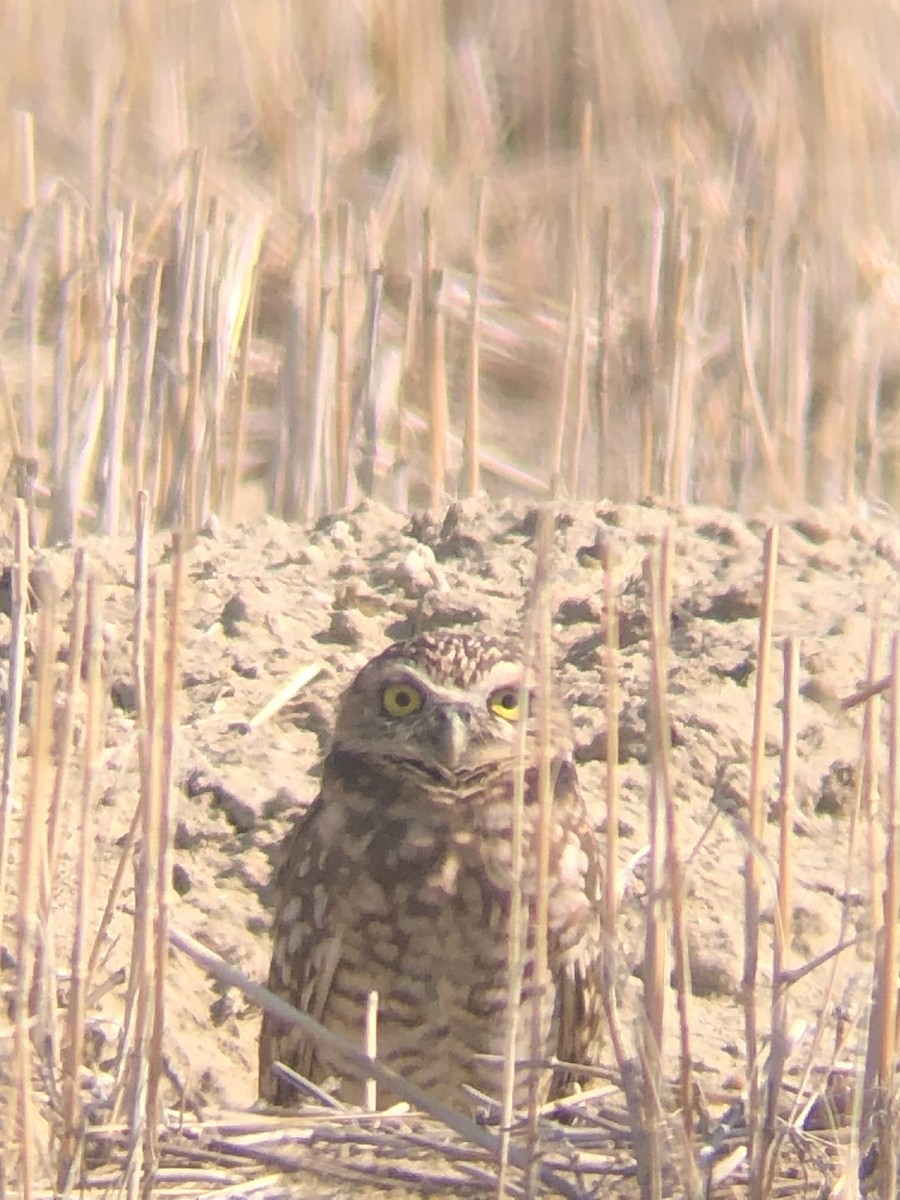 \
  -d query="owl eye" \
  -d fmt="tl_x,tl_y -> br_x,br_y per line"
489,687 -> 521,721
382,682 -> 424,717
